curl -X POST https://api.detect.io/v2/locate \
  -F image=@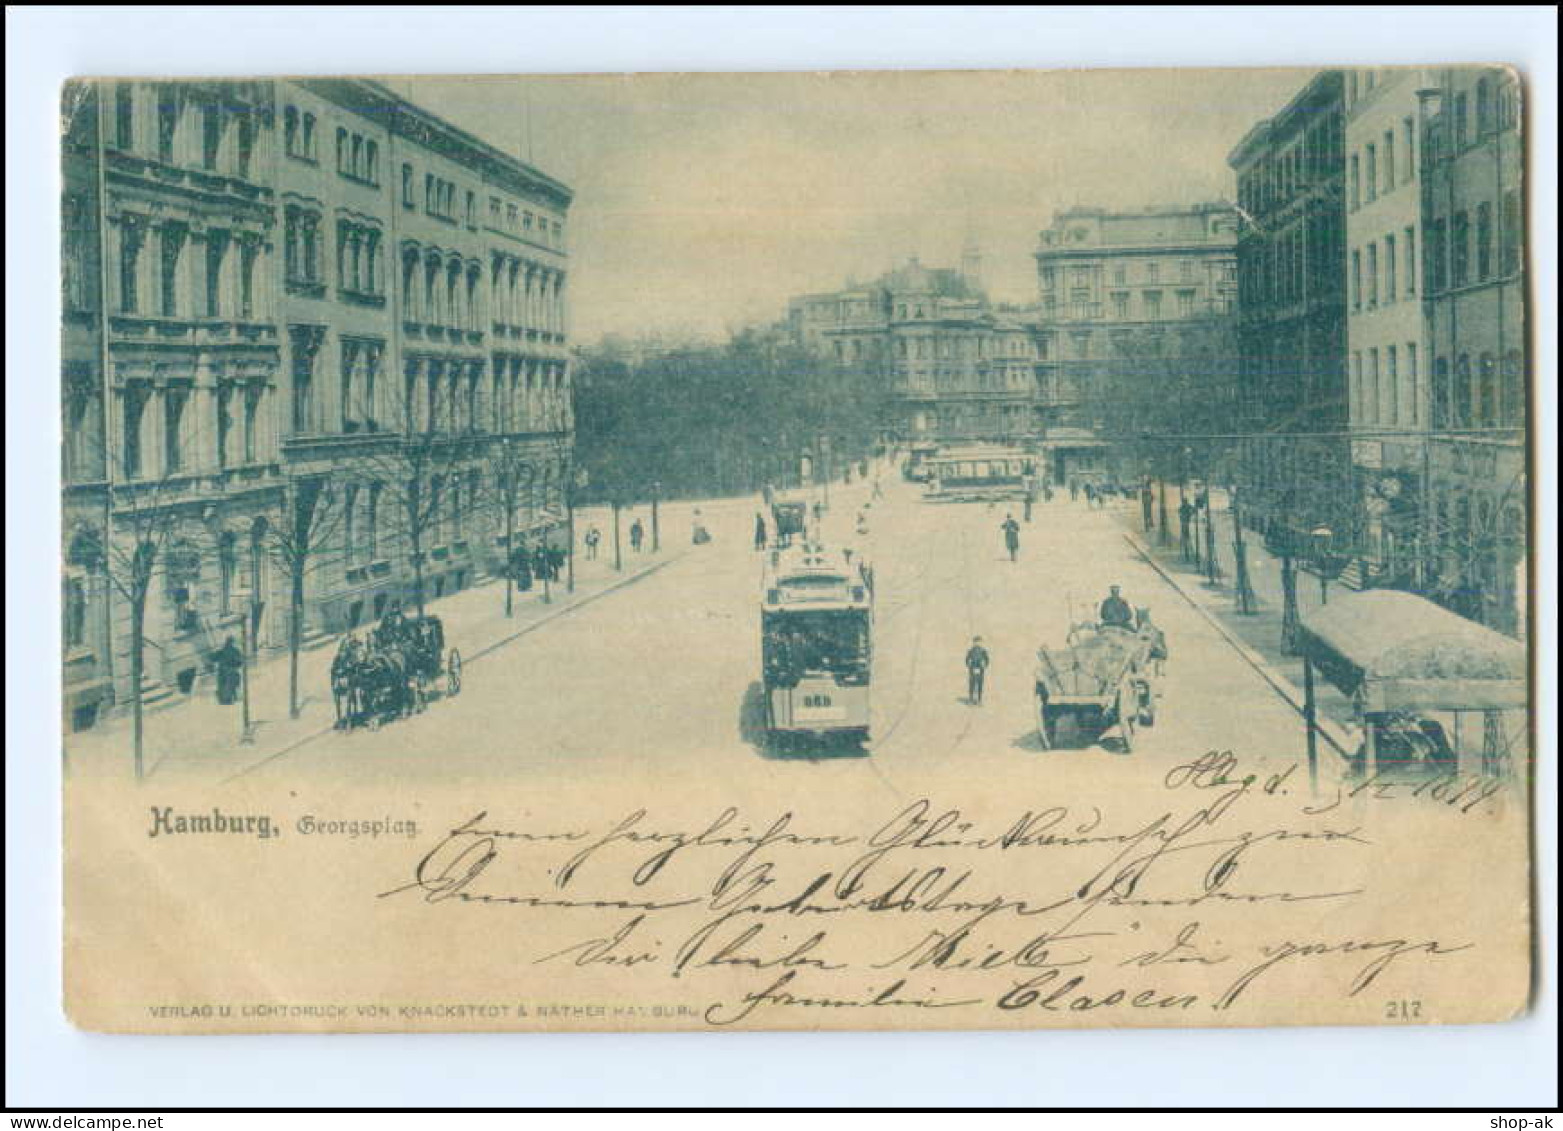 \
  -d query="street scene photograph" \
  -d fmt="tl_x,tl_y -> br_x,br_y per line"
54,65 -> 1537,1037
